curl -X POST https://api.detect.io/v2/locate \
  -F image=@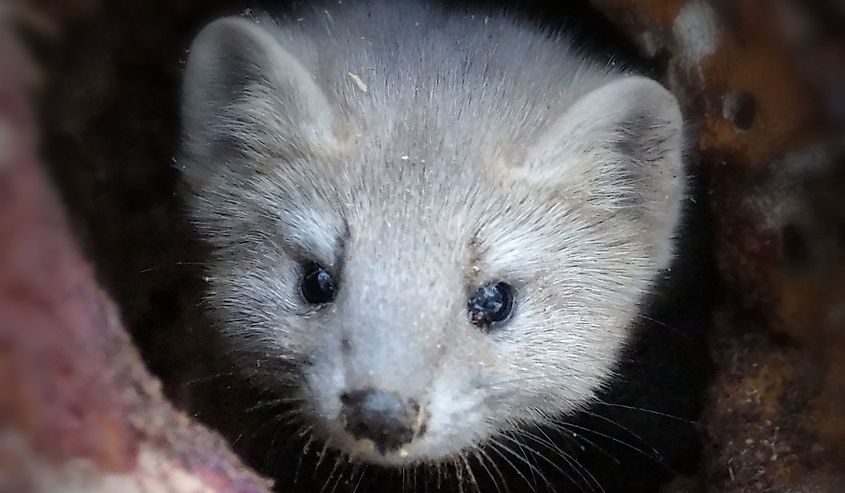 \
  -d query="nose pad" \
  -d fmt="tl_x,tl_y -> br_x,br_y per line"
340,389 -> 423,453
